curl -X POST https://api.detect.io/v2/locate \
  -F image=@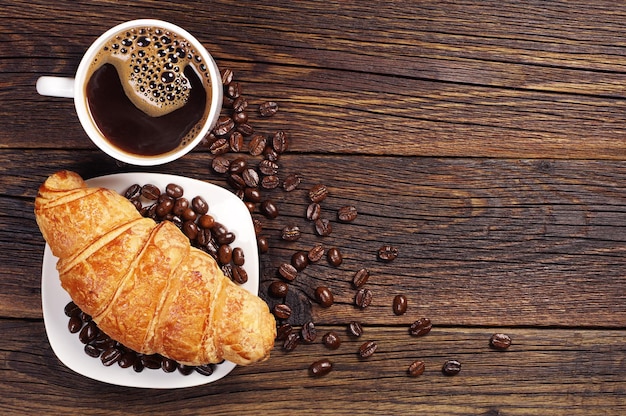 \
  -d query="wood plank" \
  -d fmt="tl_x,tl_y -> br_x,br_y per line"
1,320 -> 624,415
4,2 -> 626,158
2,150 -> 625,327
